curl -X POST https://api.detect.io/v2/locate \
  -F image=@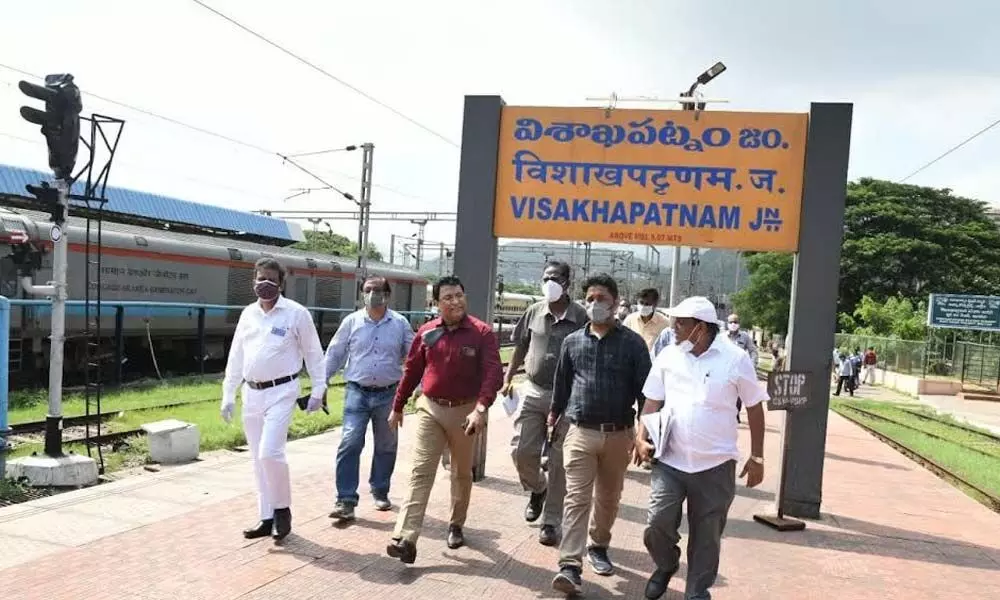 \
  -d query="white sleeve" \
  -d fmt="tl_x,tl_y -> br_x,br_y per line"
641,359 -> 666,402
734,353 -> 768,408
297,307 -> 328,397
221,309 -> 247,406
